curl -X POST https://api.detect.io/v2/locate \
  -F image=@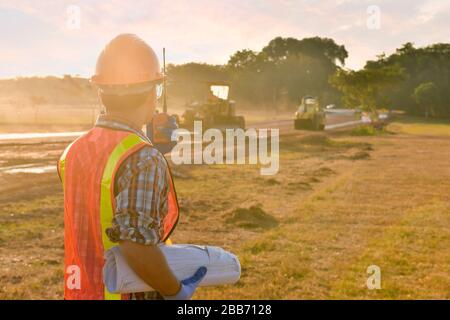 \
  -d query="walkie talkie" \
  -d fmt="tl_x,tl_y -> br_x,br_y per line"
146,48 -> 178,152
